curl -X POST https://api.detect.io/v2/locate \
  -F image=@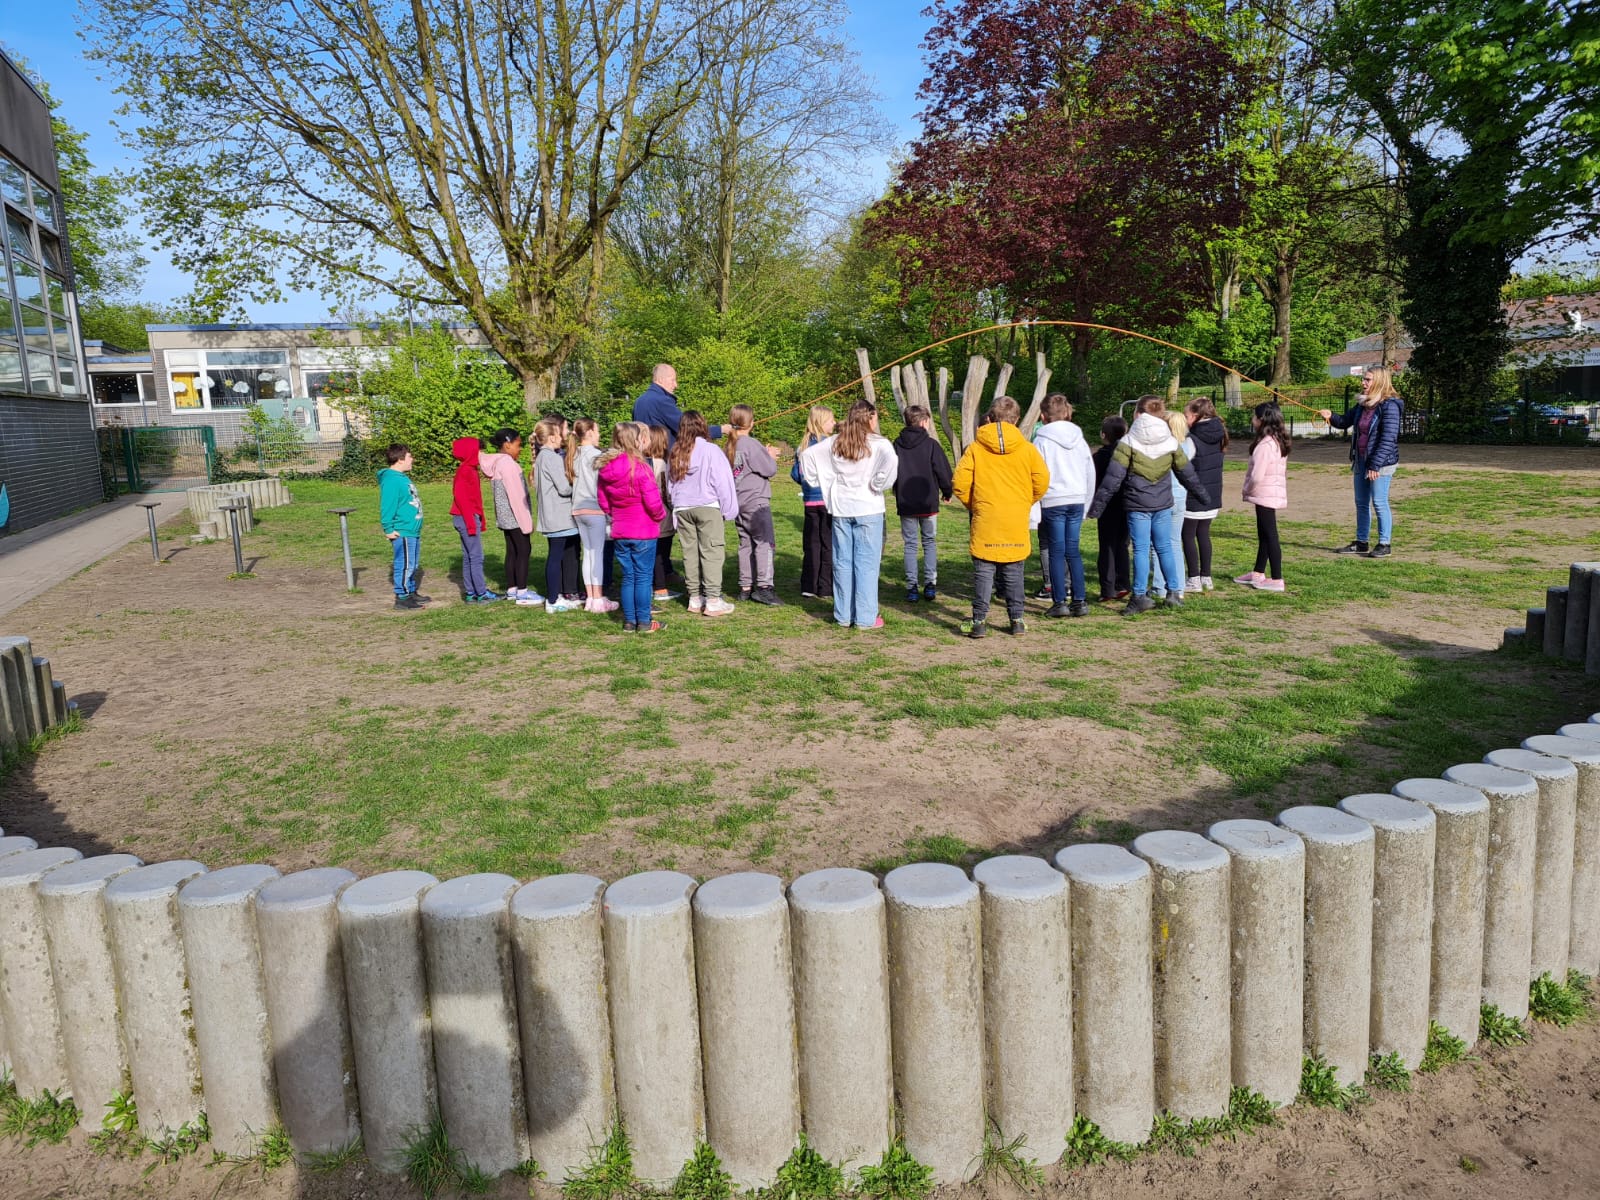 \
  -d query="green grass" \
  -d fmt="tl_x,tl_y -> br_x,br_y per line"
1060,1115 -> 1138,1168
975,1122 -> 1045,1188
673,1141 -> 734,1200
1364,1052 -> 1412,1093
856,1139 -> 935,1200
0,1081 -> 79,1148
764,1135 -> 846,1200
1298,1054 -> 1368,1112
1529,970 -> 1593,1026
564,1122 -> 640,1200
